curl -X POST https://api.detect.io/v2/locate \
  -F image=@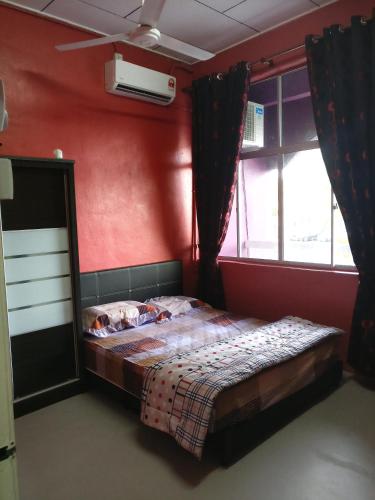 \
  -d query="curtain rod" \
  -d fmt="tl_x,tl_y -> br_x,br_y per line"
183,43 -> 305,94
251,43 -> 305,67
